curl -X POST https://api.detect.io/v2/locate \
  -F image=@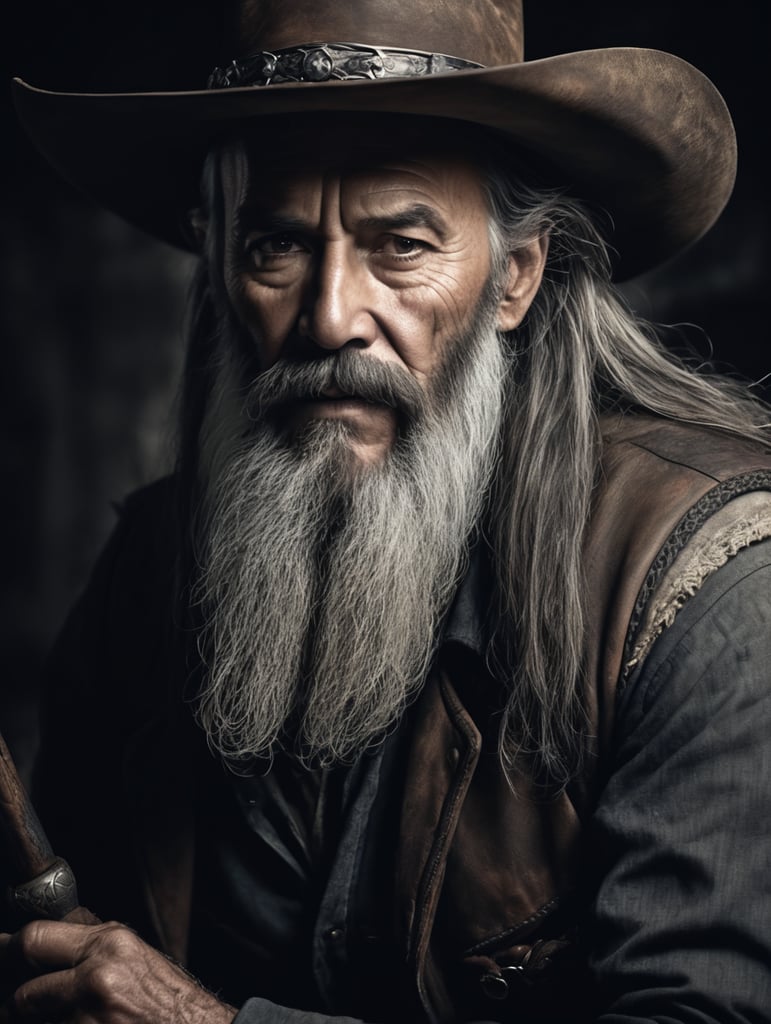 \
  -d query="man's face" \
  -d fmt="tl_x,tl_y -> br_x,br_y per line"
217,127 -> 500,465
196,121 -> 552,764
